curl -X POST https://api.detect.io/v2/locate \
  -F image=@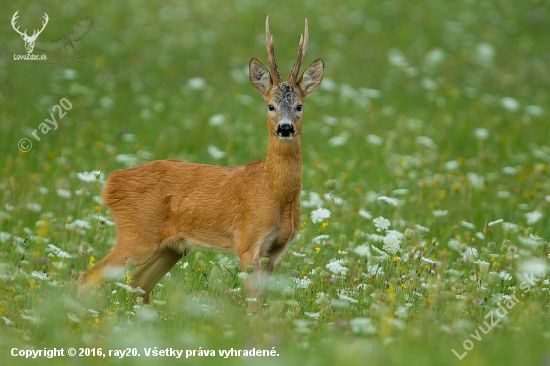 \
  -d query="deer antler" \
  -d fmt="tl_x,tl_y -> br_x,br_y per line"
265,16 -> 282,86
11,11 -> 28,37
11,11 -> 48,40
31,13 -> 49,38
288,19 -> 309,86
